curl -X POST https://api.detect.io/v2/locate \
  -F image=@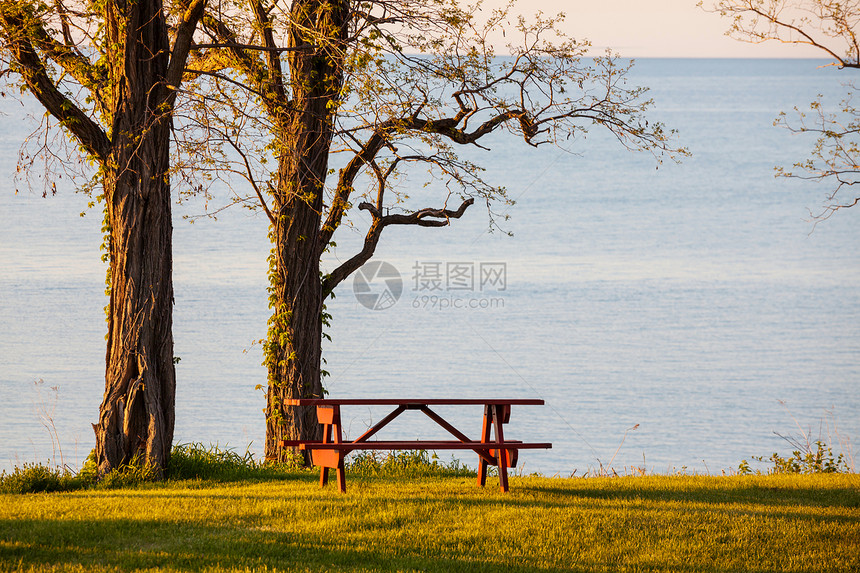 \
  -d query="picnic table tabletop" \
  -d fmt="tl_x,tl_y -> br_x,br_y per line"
283,398 -> 545,406
281,397 -> 550,493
